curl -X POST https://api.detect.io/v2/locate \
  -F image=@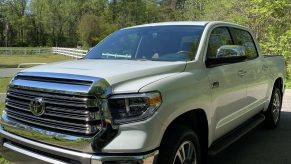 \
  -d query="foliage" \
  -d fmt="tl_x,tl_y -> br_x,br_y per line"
246,0 -> 290,57
0,157 -> 9,164
288,81 -> 291,89
77,14 -> 100,48
286,79 -> 291,89
0,0 -> 290,70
